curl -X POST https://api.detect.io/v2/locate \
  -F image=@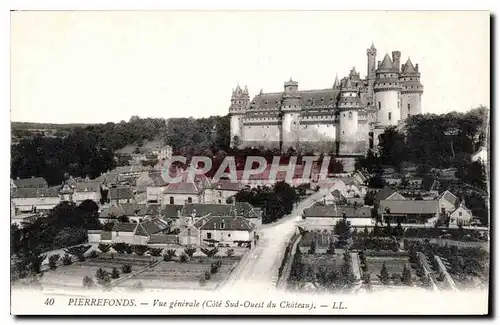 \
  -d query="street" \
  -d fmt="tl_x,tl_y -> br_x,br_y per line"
219,187 -> 332,293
